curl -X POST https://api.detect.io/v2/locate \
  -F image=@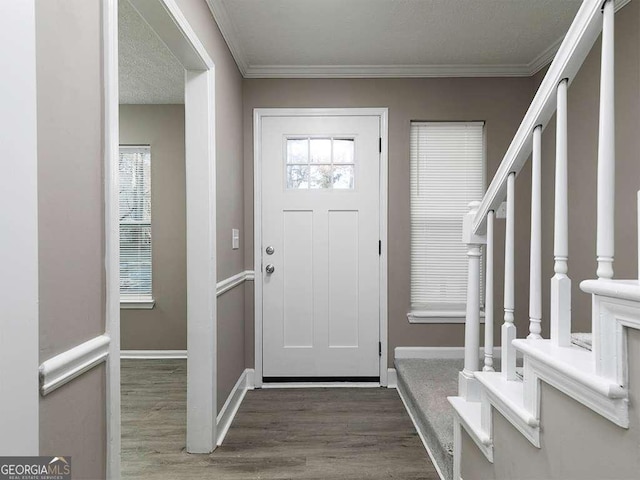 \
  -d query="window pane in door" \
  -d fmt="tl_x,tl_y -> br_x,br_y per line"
332,165 -> 355,189
310,138 -> 331,163
309,165 -> 333,189
333,138 -> 354,163
287,138 -> 308,164
286,165 -> 309,189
